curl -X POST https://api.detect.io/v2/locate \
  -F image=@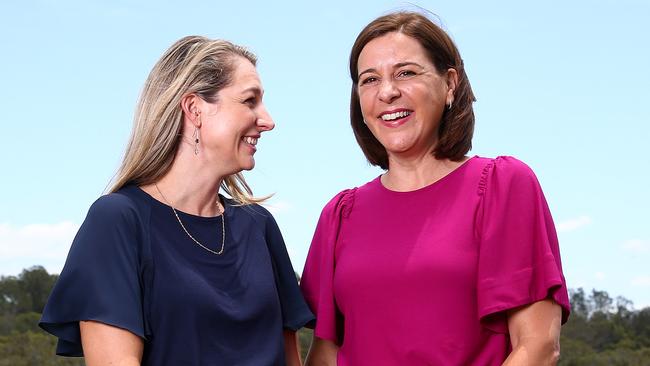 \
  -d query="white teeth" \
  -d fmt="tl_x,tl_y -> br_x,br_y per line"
243,136 -> 258,145
381,110 -> 411,121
